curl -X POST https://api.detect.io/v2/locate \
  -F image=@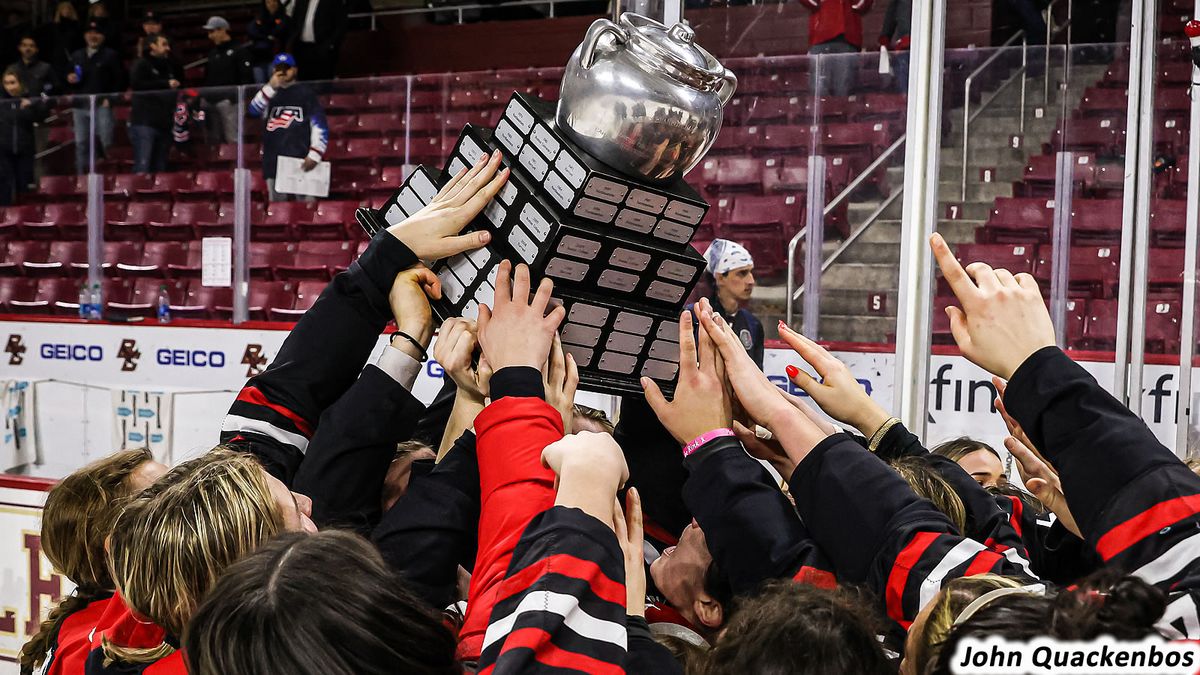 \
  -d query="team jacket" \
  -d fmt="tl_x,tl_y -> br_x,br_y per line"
798,0 -> 874,48
788,433 -> 1035,629
129,56 -> 181,131
374,429 -> 481,611
67,47 -> 123,107
477,506 -> 629,674
290,361 -> 428,532
684,436 -> 836,593
79,594 -> 182,675
247,81 -> 328,179
994,495 -> 1100,584
220,231 -> 419,484
868,423 -> 1035,577
1004,346 -> 1200,639
33,592 -> 113,675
